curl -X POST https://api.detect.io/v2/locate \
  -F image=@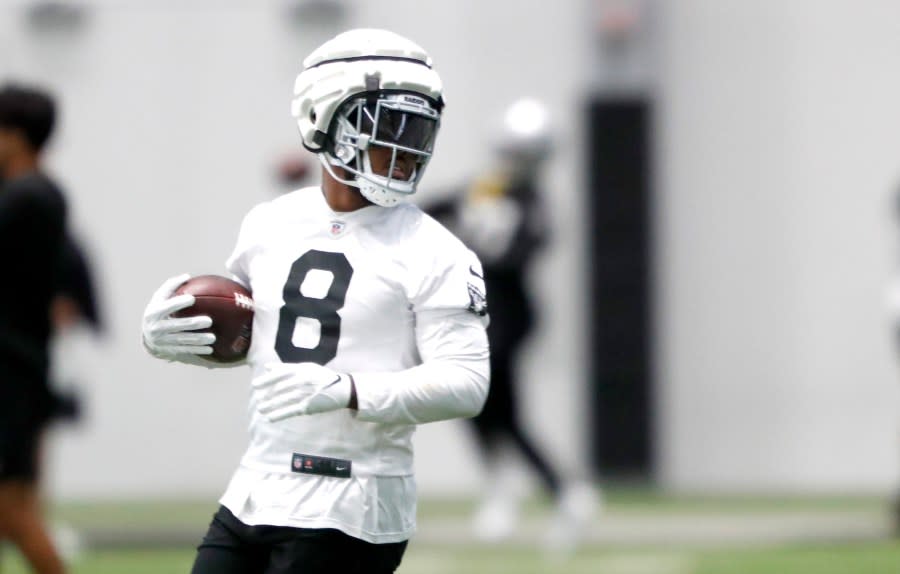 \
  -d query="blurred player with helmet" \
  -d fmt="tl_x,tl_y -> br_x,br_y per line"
425,98 -> 598,550
141,29 -> 489,574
